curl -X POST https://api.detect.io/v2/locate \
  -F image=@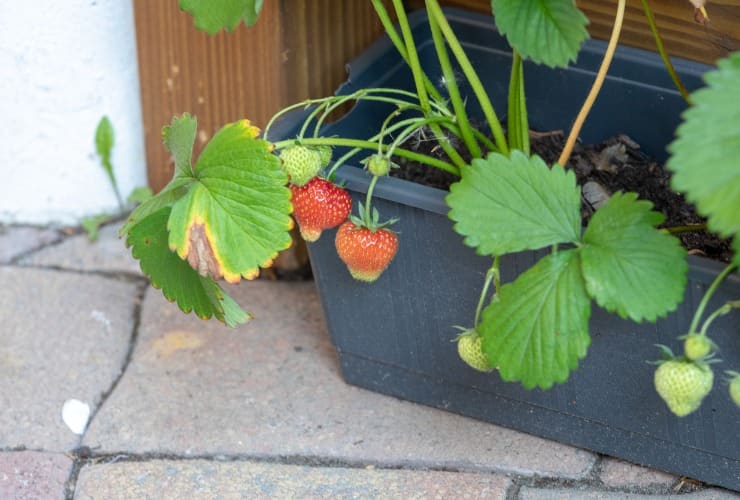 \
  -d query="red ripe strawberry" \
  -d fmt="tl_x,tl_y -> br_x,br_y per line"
335,220 -> 398,282
290,177 -> 352,242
